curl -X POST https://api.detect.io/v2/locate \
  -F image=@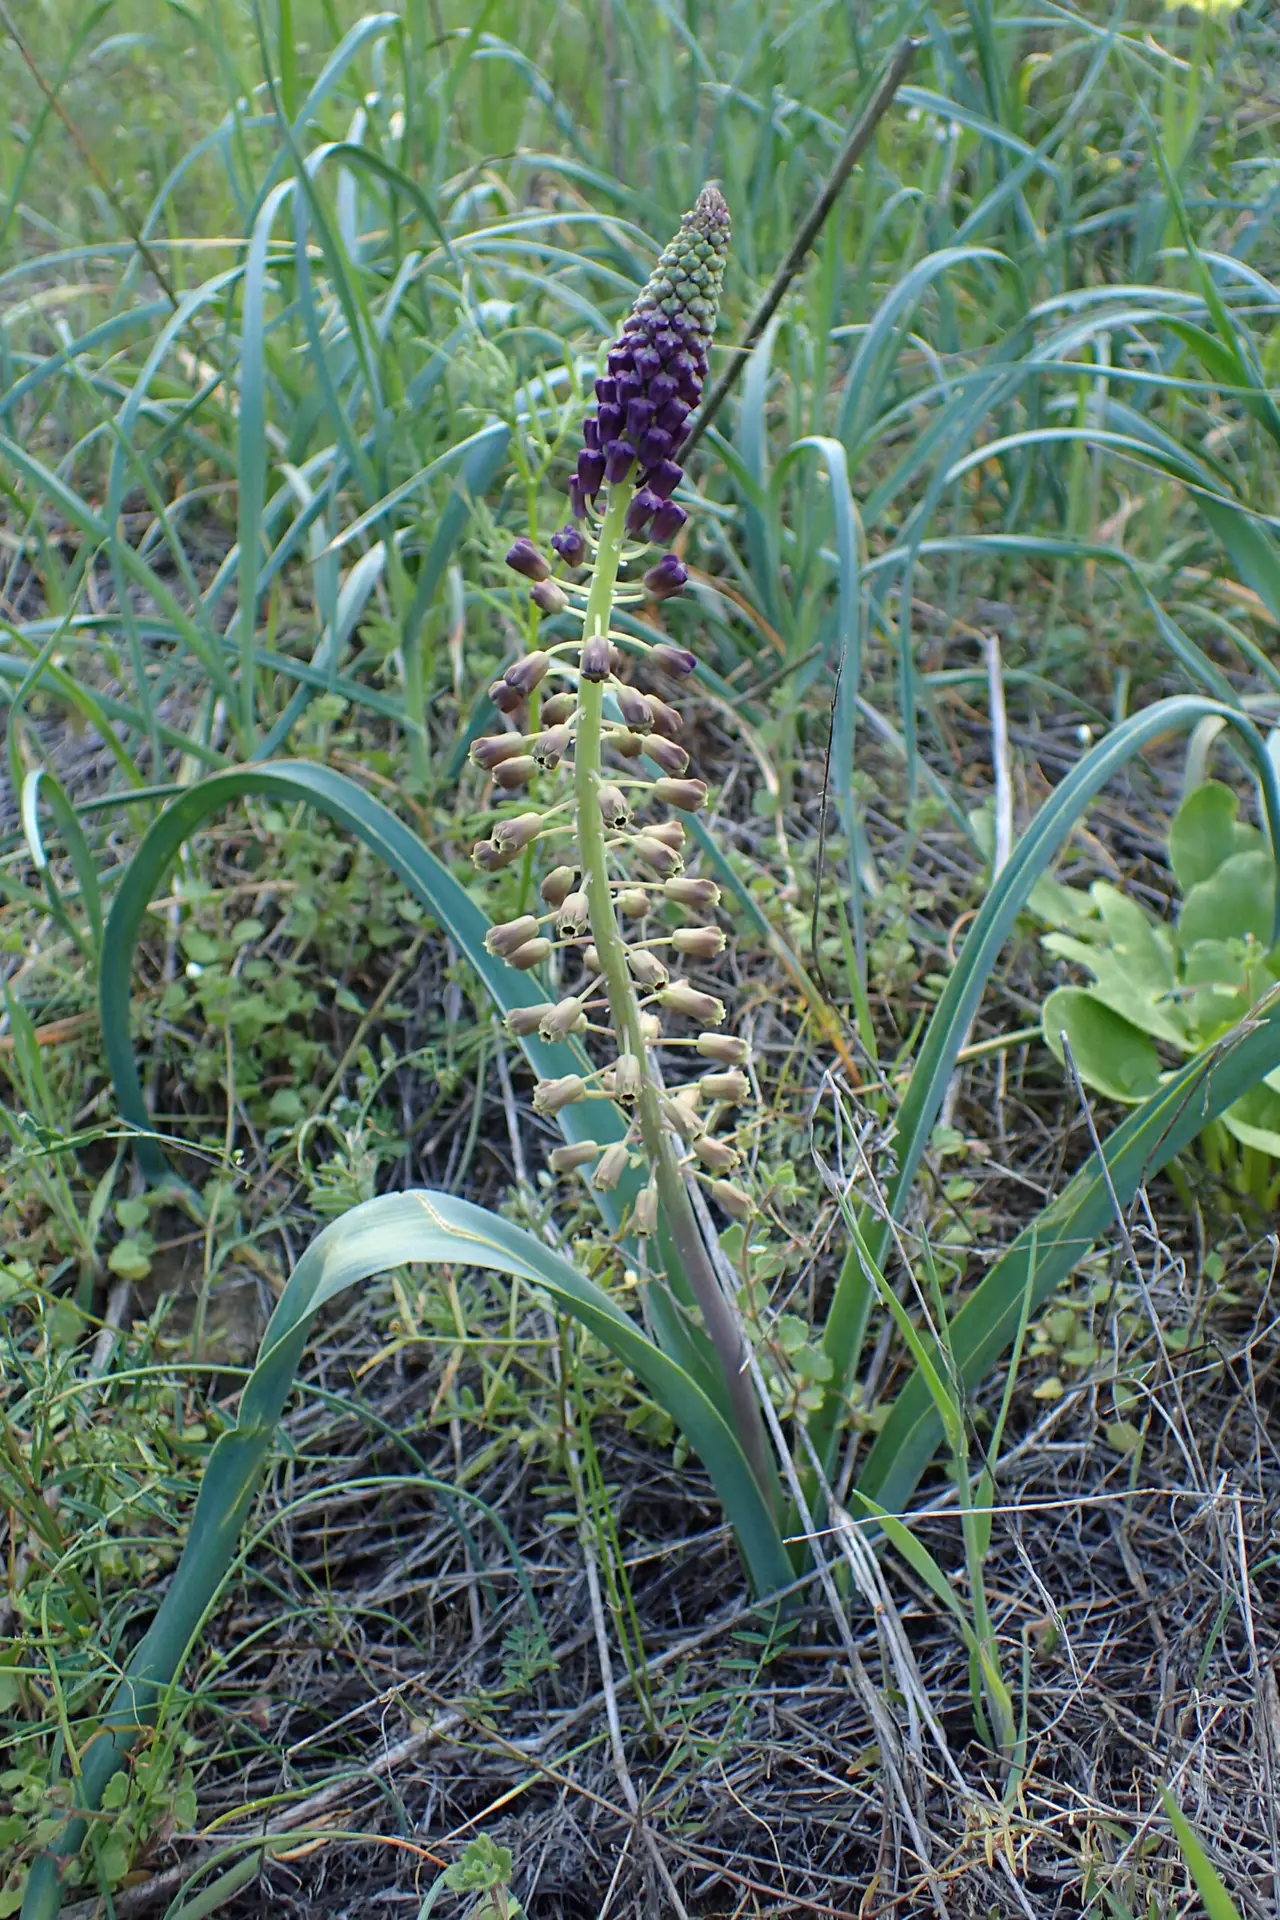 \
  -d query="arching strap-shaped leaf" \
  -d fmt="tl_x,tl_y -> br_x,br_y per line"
98,761 -> 721,1403
20,1190 -> 793,1920
101,761 -> 619,1185
809,696 -> 1280,1469
856,985 -> 1280,1515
